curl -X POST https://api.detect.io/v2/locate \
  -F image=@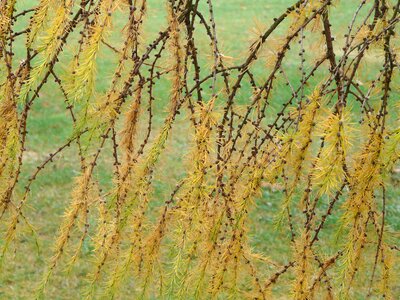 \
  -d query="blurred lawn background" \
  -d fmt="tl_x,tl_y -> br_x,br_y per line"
1,0 -> 399,299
